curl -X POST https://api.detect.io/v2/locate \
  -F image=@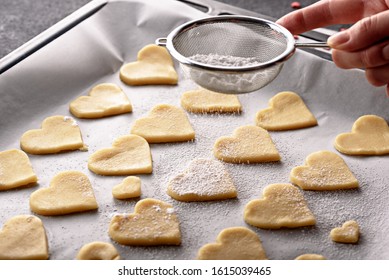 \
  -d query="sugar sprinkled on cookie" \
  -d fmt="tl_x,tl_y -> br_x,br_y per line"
108,198 -> 181,246
167,158 -> 237,202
